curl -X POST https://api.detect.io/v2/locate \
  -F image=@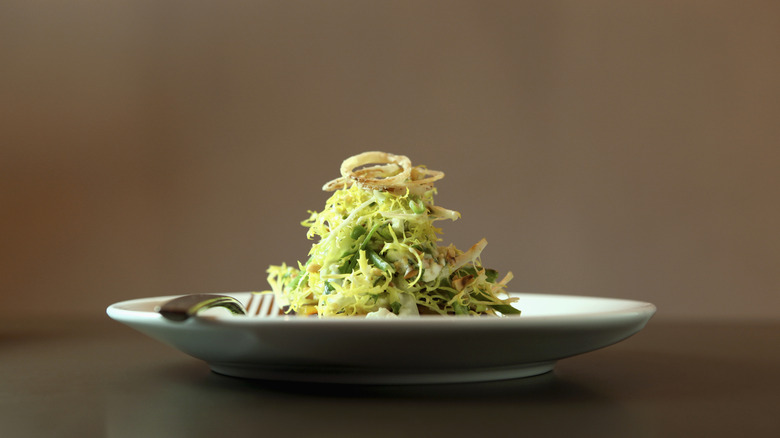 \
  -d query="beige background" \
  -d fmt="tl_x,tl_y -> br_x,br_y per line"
2,1 -> 778,320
